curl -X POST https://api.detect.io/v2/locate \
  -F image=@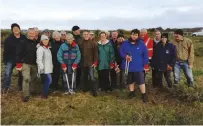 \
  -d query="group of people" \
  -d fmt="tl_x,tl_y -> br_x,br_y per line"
2,23 -> 194,103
